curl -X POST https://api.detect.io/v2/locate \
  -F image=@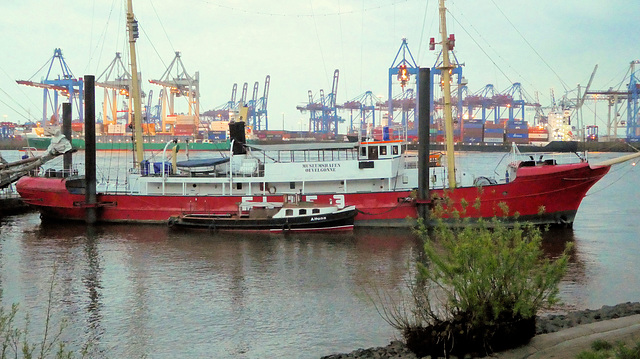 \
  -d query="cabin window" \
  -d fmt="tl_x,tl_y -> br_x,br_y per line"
290,182 -> 296,189
236,183 -> 243,190
360,146 -> 367,157
367,146 -> 379,160
299,209 -> 307,215
312,209 -> 320,214
380,146 -> 387,155
392,146 -> 398,155
285,209 -> 293,216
